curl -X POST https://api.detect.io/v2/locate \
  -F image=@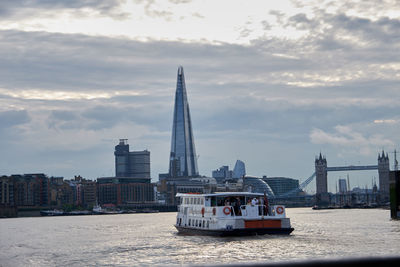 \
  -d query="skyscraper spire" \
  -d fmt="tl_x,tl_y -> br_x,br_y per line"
169,66 -> 199,178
